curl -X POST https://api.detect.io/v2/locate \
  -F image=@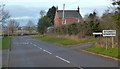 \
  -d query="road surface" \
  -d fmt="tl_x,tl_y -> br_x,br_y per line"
8,36 -> 118,68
